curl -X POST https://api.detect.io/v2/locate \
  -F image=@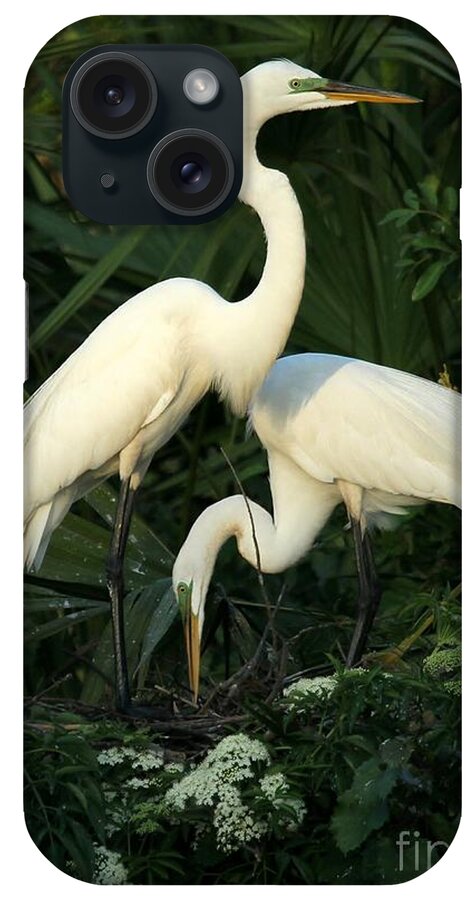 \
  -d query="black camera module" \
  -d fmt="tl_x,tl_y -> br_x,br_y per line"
63,45 -> 243,223
147,129 -> 234,215
70,51 -> 158,139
